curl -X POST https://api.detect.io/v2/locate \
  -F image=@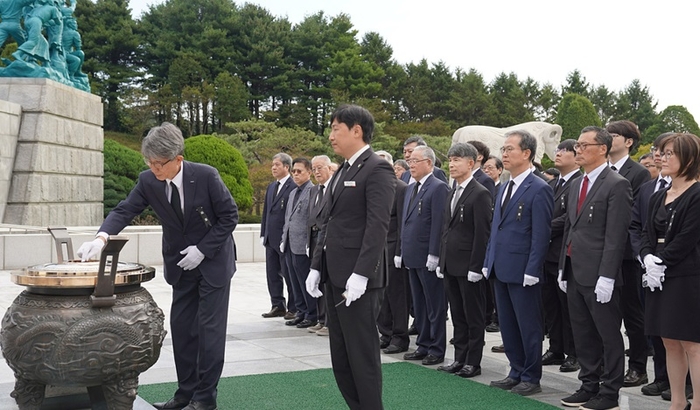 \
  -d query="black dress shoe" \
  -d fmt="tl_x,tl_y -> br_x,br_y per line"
511,381 -> 542,396
379,339 -> 390,349
408,325 -> 418,335
295,319 -> 317,328
541,349 -> 565,365
403,351 -> 427,360
383,344 -> 408,354
283,311 -> 297,320
421,354 -> 444,366
153,397 -> 190,410
285,317 -> 303,326
641,380 -> 670,396
182,402 -> 217,410
559,356 -> 580,373
490,376 -> 520,390
261,306 -> 286,318
491,344 -> 505,353
622,369 -> 648,387
485,322 -> 500,332
455,365 -> 481,378
437,361 -> 464,373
